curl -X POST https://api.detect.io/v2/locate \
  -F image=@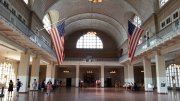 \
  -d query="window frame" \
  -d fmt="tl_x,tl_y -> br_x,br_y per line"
159,0 -> 169,8
76,33 -> 103,49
